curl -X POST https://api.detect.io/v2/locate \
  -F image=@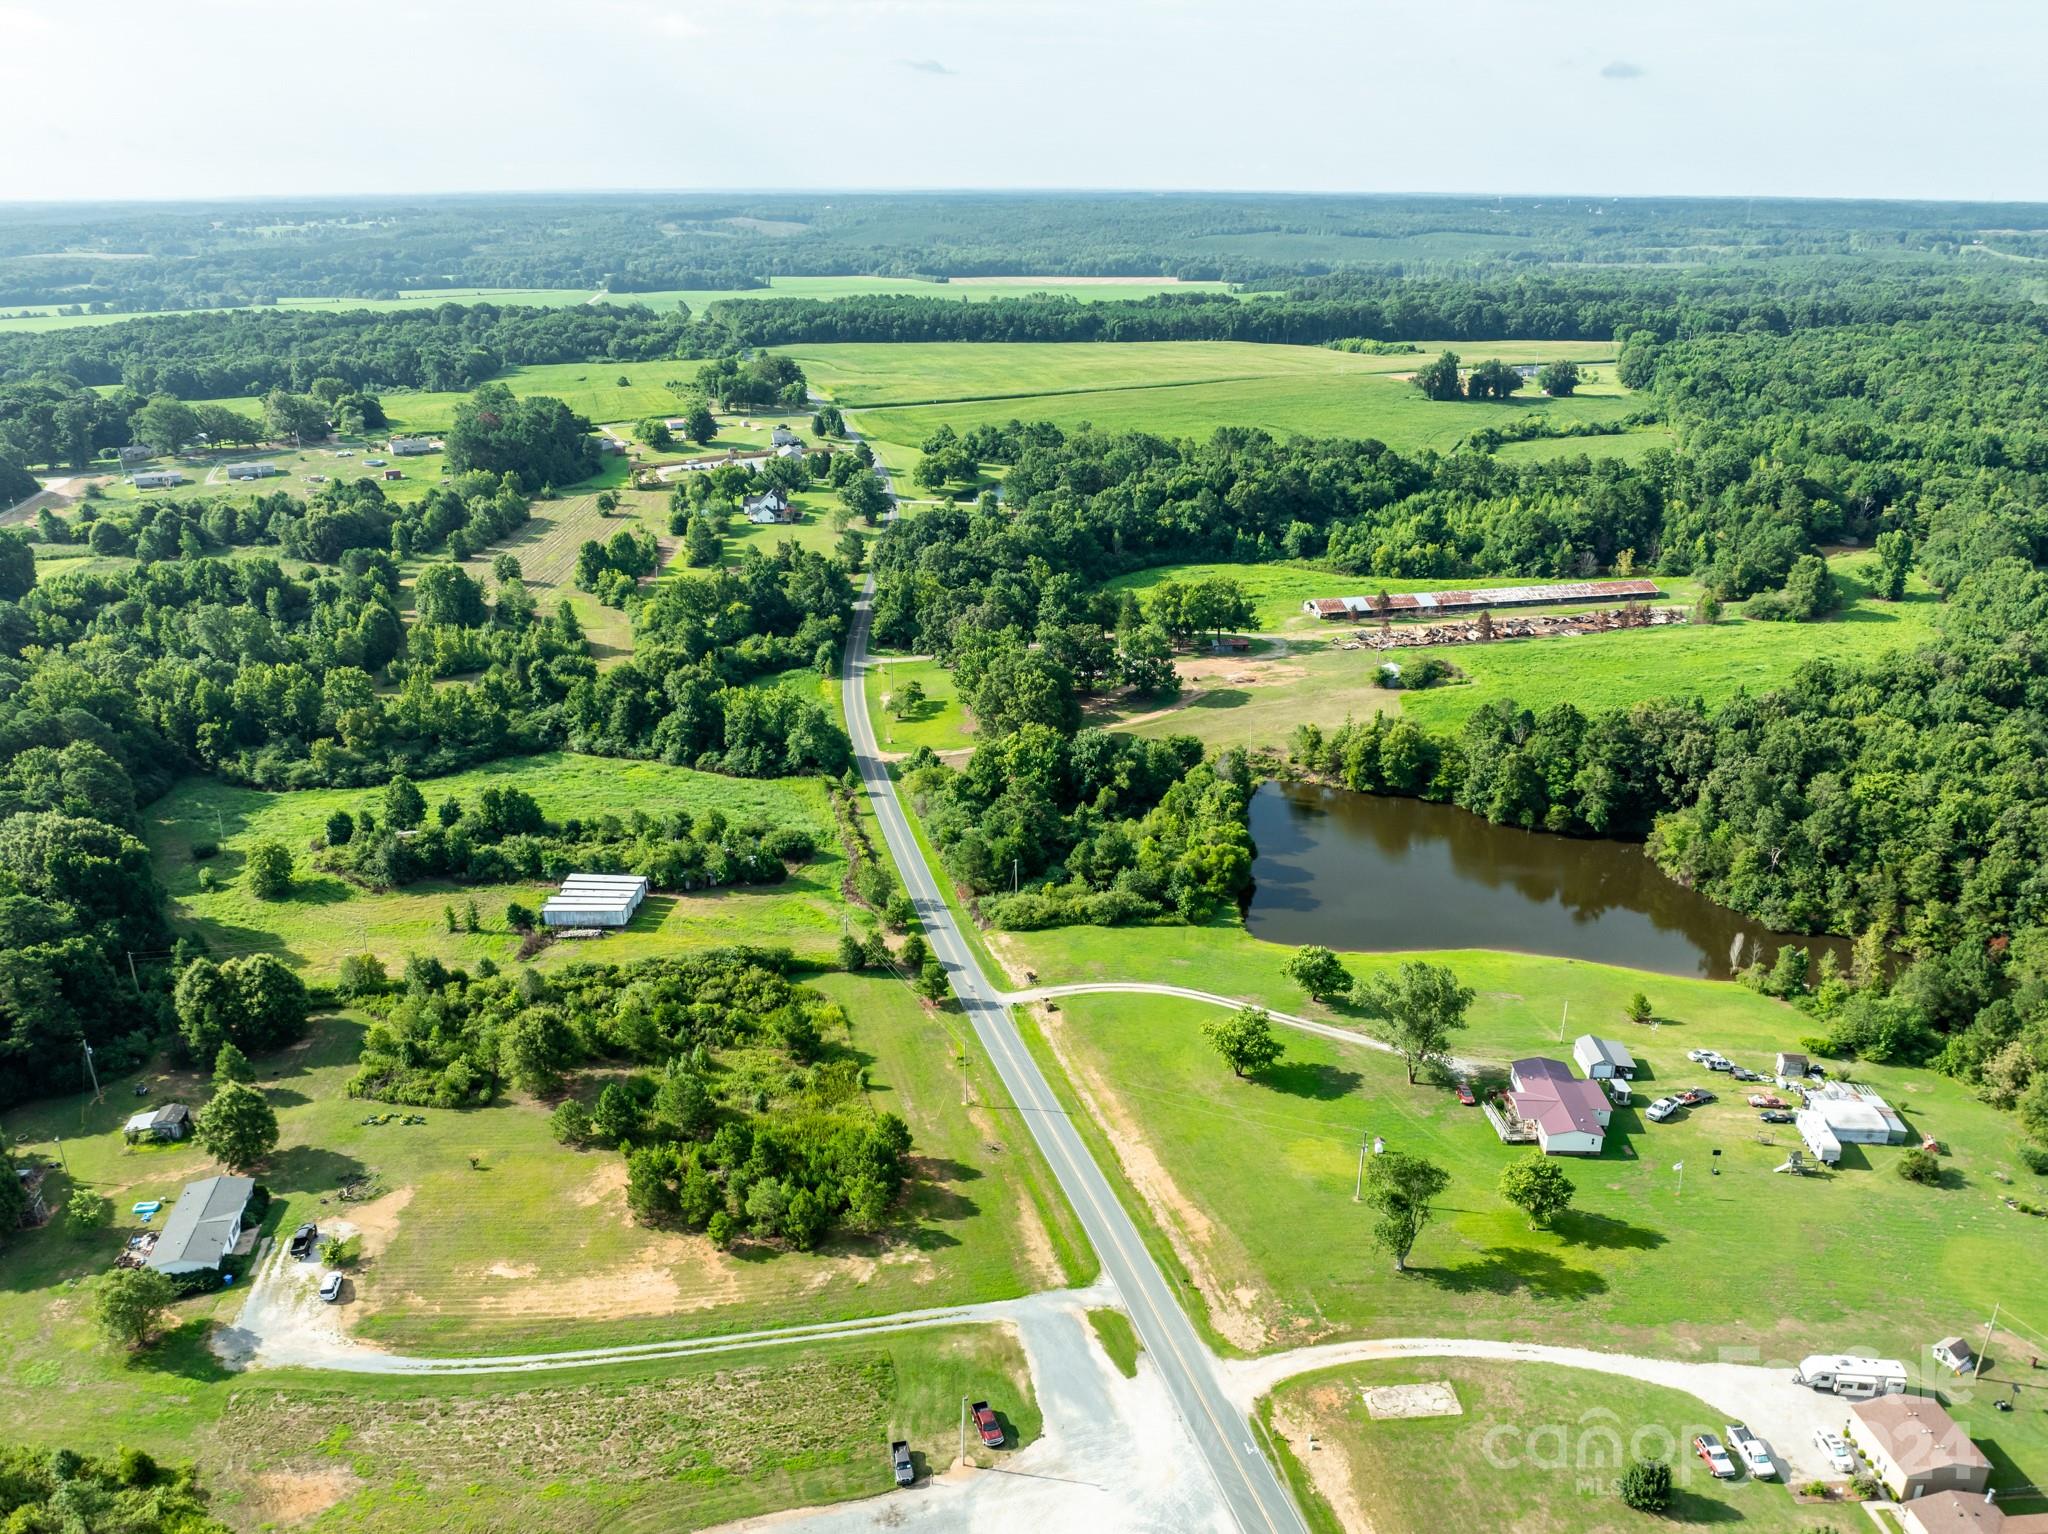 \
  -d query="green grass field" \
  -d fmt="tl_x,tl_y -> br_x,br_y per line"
863,657 -> 974,754
1085,1308 -> 1142,1379
87,441 -> 452,509
1264,1360 -> 1861,1534
1002,938 -> 2048,1384
144,755 -> 853,977
1083,557 -> 1942,752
